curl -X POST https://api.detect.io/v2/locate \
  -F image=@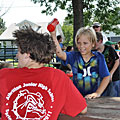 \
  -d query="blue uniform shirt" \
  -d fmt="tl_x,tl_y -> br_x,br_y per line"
62,51 -> 110,96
